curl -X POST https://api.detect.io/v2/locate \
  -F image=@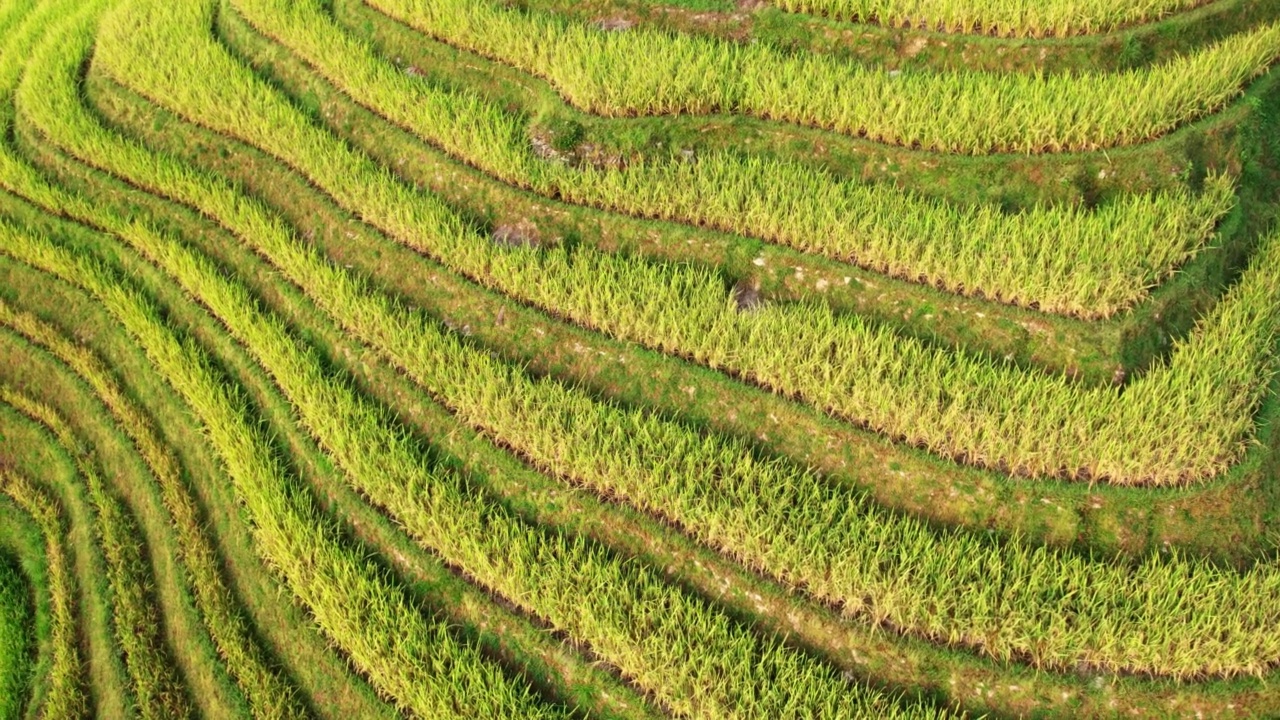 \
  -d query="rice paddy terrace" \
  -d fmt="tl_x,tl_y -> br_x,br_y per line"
2,0 -> 1280,717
